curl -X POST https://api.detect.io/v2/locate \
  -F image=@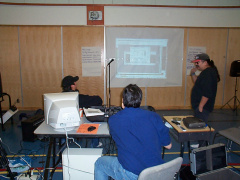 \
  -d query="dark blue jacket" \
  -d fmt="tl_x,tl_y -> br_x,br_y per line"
109,107 -> 171,175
